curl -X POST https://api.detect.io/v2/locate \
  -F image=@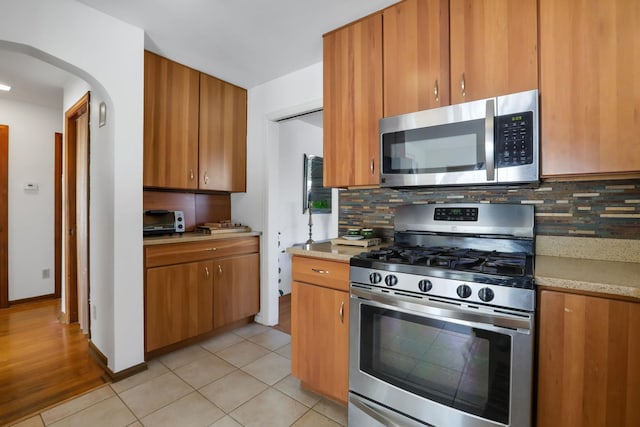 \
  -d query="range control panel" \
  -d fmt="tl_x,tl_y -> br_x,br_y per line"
434,207 -> 479,222
496,111 -> 534,167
